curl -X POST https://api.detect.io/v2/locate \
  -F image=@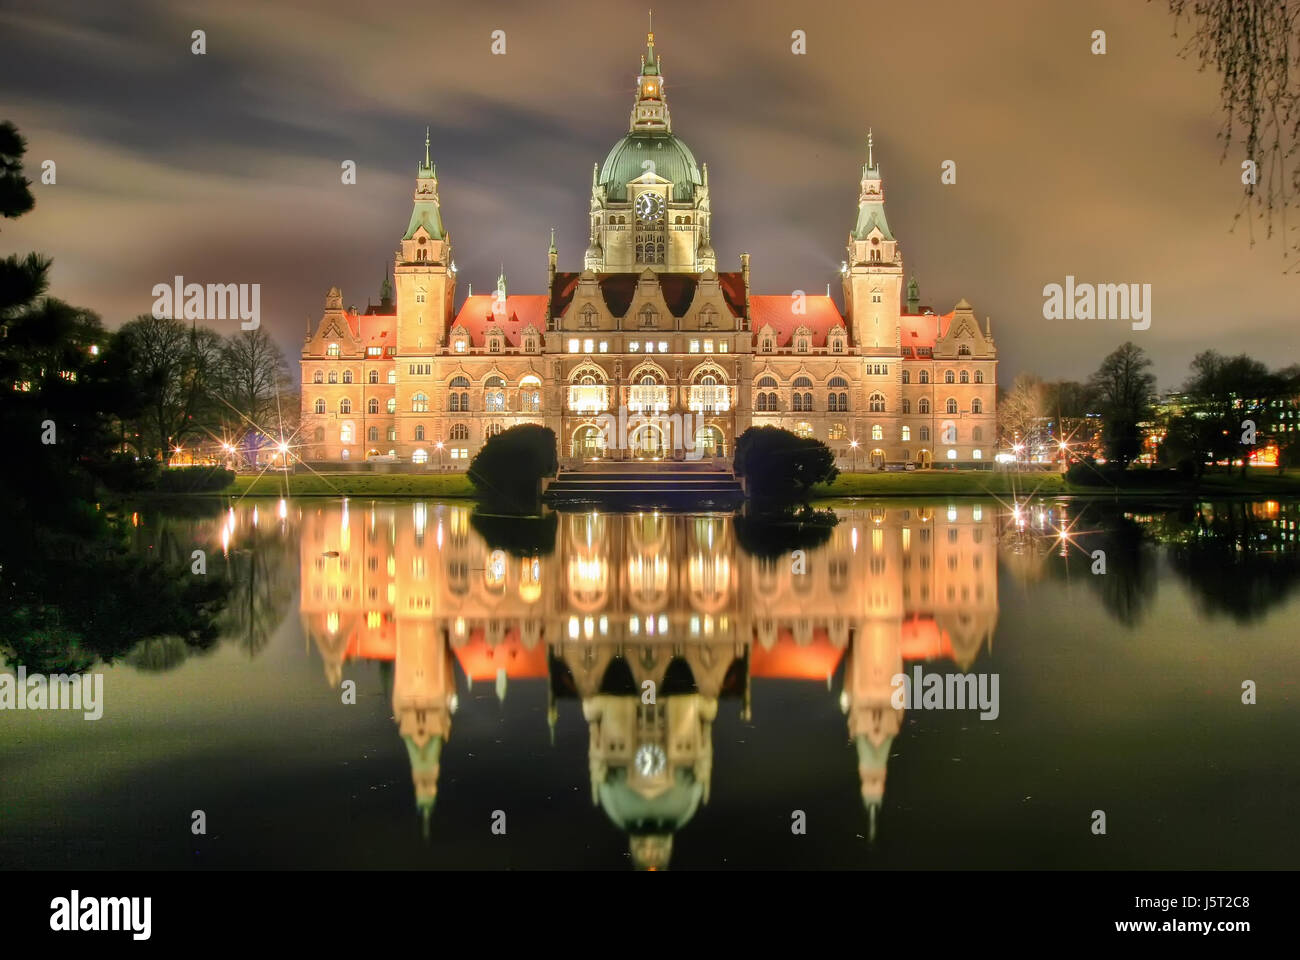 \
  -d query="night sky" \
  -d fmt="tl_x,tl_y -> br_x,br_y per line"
2,0 -> 1295,387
